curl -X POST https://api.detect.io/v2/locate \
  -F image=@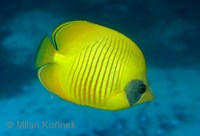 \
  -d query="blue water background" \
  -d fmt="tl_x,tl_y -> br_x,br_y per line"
0,0 -> 200,136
